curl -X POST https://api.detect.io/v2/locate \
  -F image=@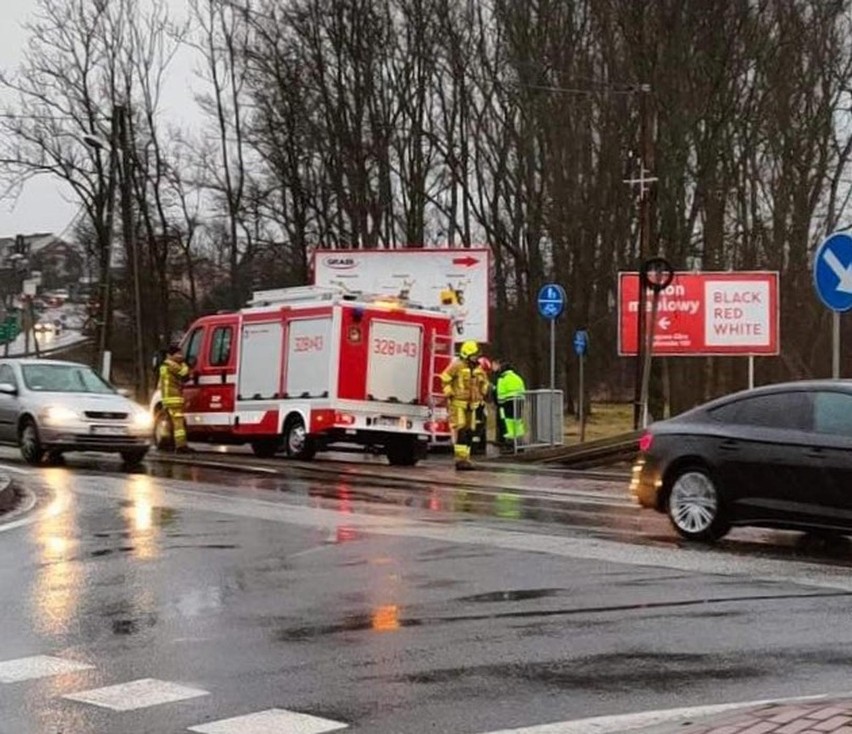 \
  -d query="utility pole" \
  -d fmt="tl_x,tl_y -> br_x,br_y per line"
96,114 -> 120,374
625,84 -> 656,430
116,105 -> 146,398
